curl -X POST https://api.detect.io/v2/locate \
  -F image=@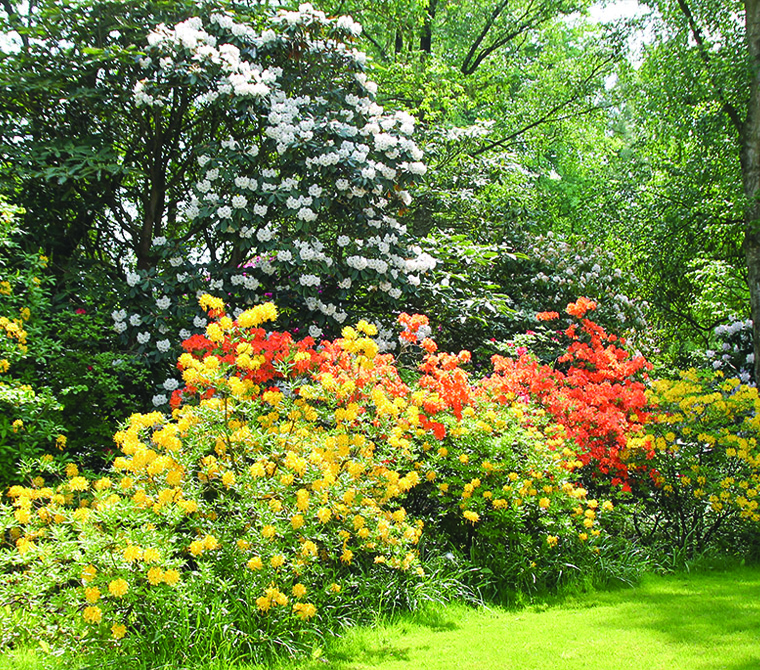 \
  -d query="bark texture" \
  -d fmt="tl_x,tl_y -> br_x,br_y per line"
743,0 -> 760,382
